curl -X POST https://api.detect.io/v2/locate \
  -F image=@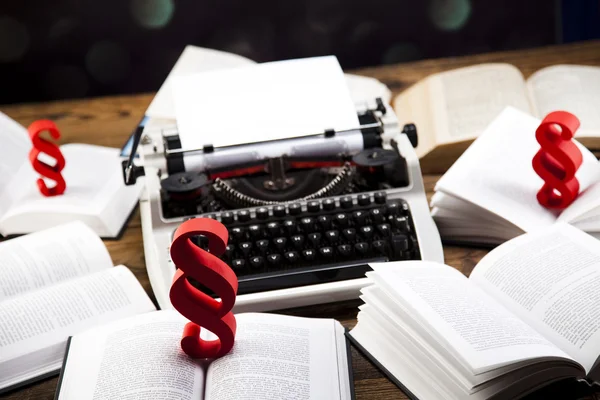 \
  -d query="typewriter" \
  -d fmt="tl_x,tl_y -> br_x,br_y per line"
123,98 -> 443,312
